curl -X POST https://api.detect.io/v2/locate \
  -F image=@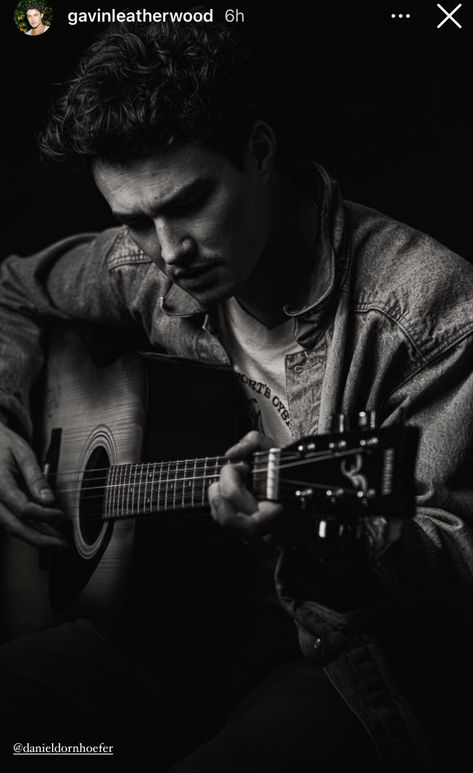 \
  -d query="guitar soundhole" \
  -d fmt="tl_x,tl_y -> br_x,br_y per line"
79,446 -> 109,544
